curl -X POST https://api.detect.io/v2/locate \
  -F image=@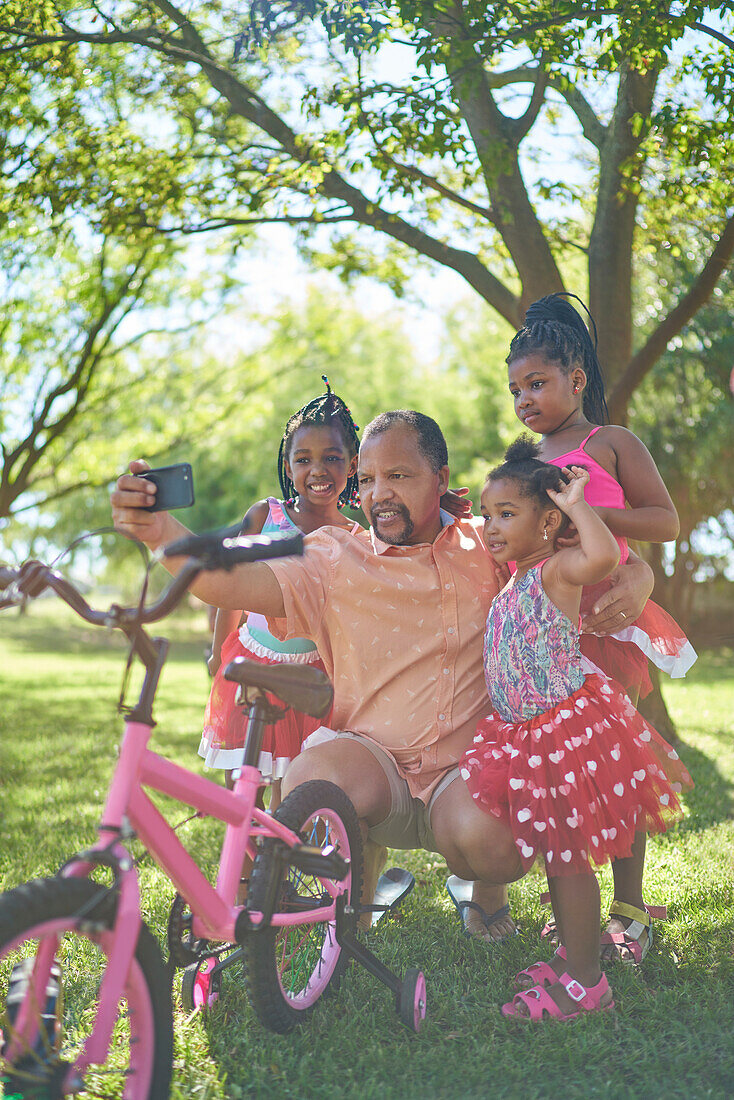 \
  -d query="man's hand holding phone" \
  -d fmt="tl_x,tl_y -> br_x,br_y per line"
111,460 -> 193,548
